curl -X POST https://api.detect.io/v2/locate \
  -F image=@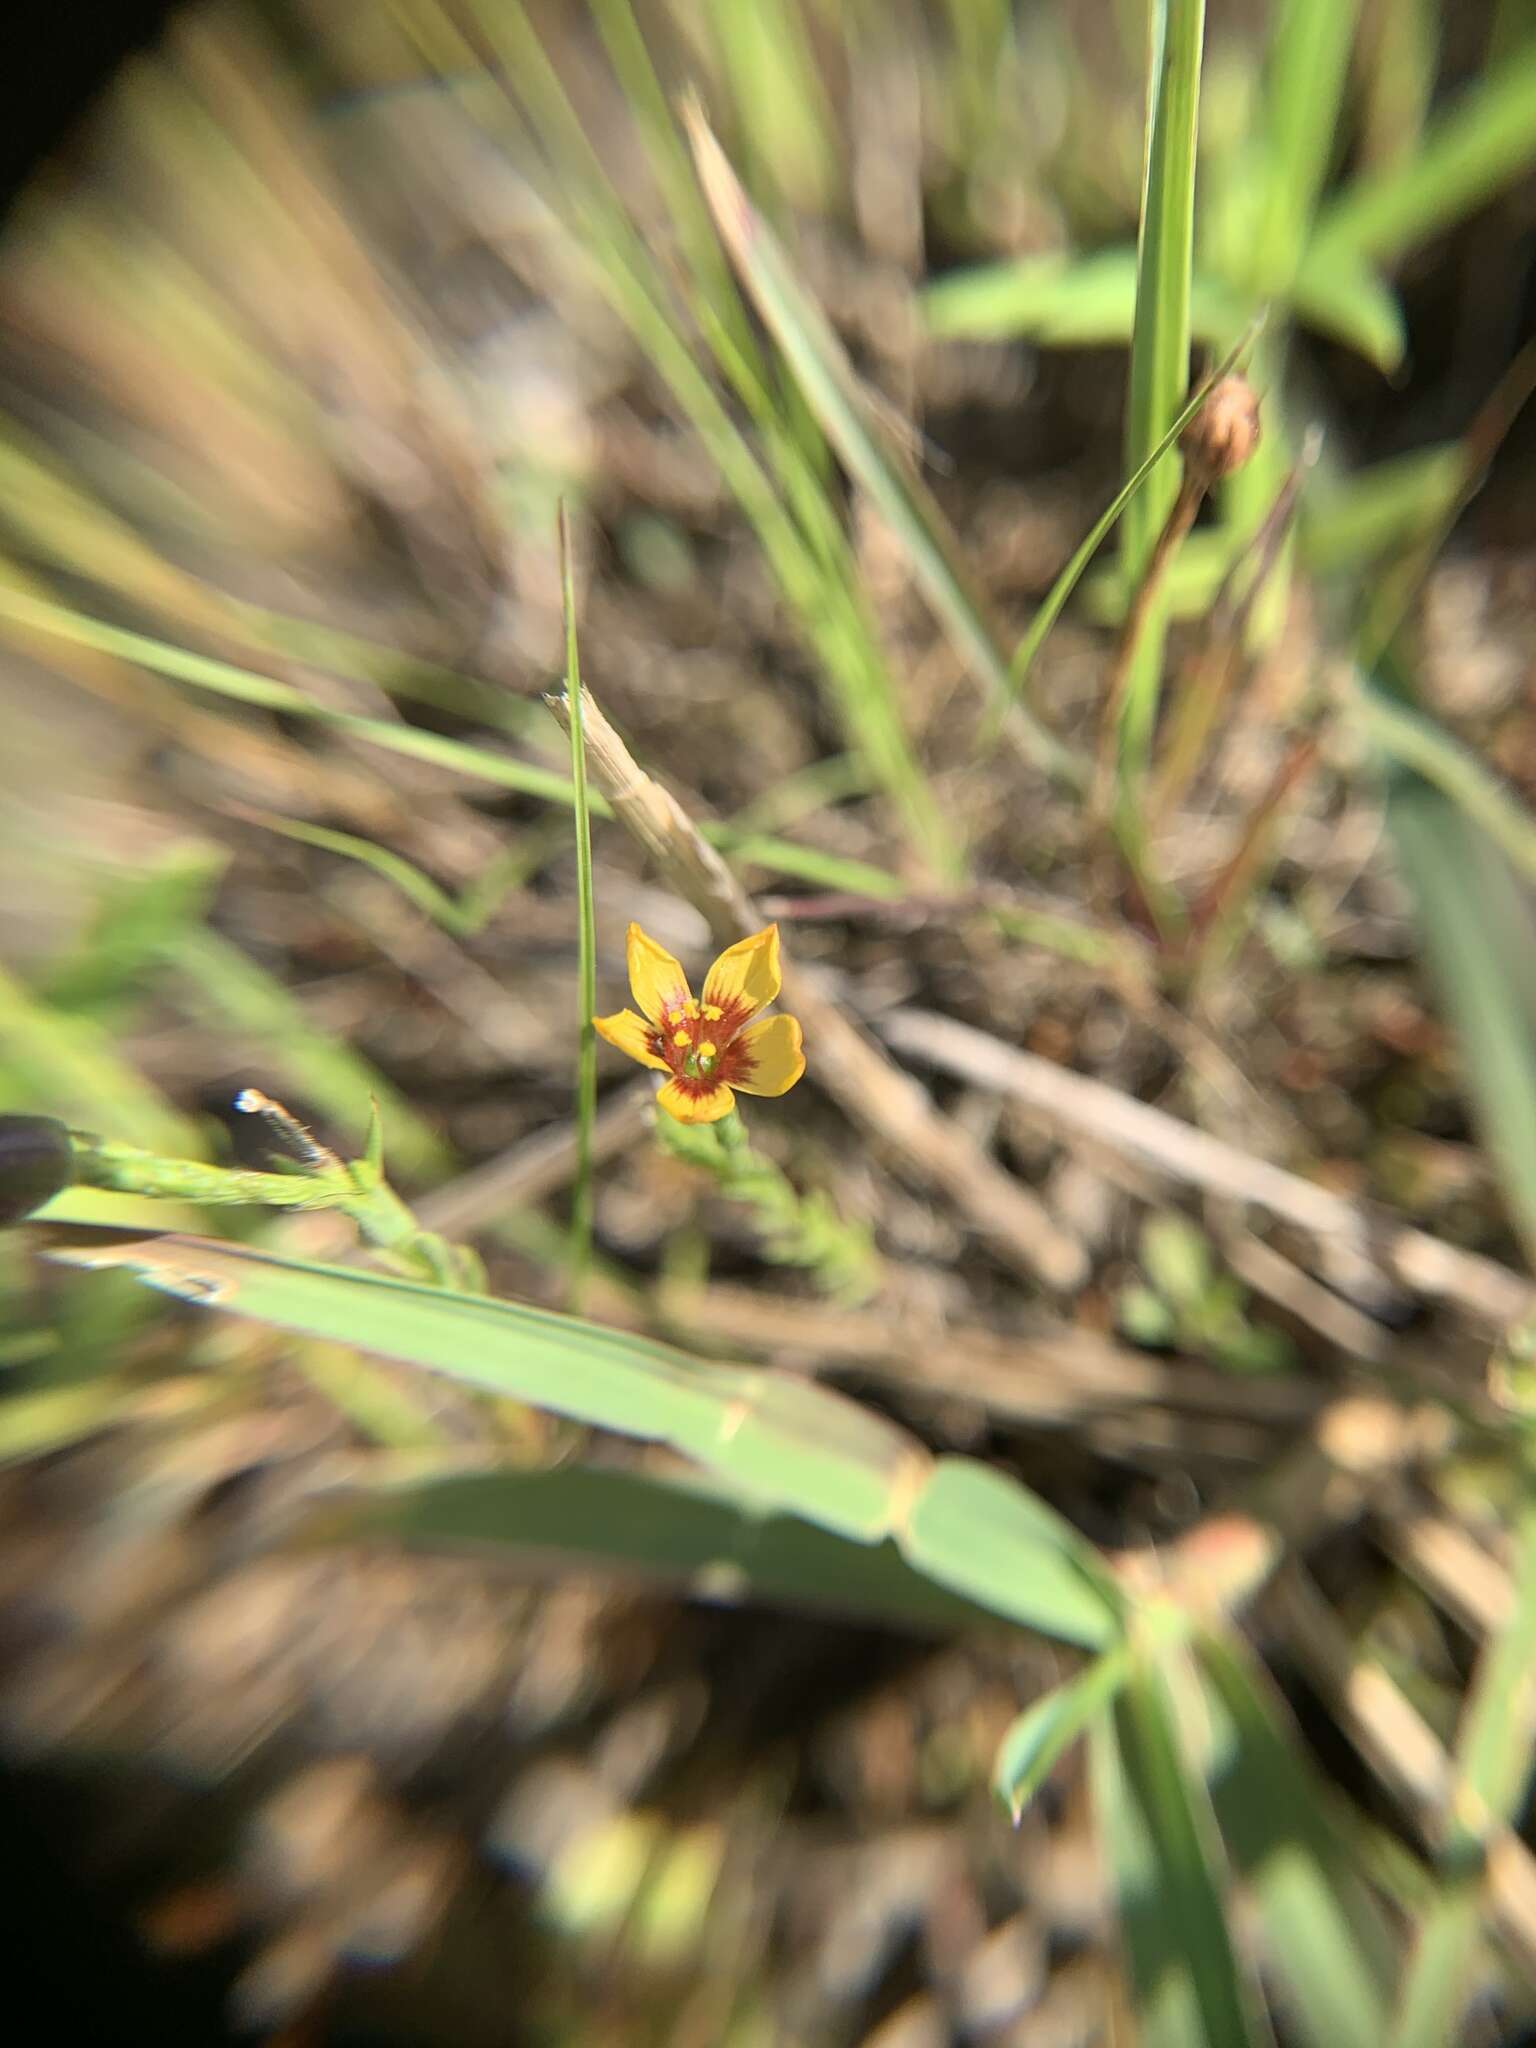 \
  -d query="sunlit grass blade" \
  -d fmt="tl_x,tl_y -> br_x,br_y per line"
1116,0 -> 1206,784
1354,672 -> 1536,898
557,505 -> 598,1314
1091,1658 -> 1264,2048
1199,1633 -> 1394,2048
1310,37 -> 1536,273
422,0 -> 952,869
1301,447 -> 1463,571
684,99 -> 1080,785
0,588 -> 916,897
1253,0 -> 1361,292
1389,1492 -> 1536,2048
992,1644 -> 1132,1822
998,313 -> 1262,725
1121,0 -> 1205,584
923,248 -> 1247,346
1377,655 -> 1536,1265
46,1231 -> 1122,1646
299,1461 -> 998,1633
1290,250 -> 1405,373
238,811 -> 542,937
